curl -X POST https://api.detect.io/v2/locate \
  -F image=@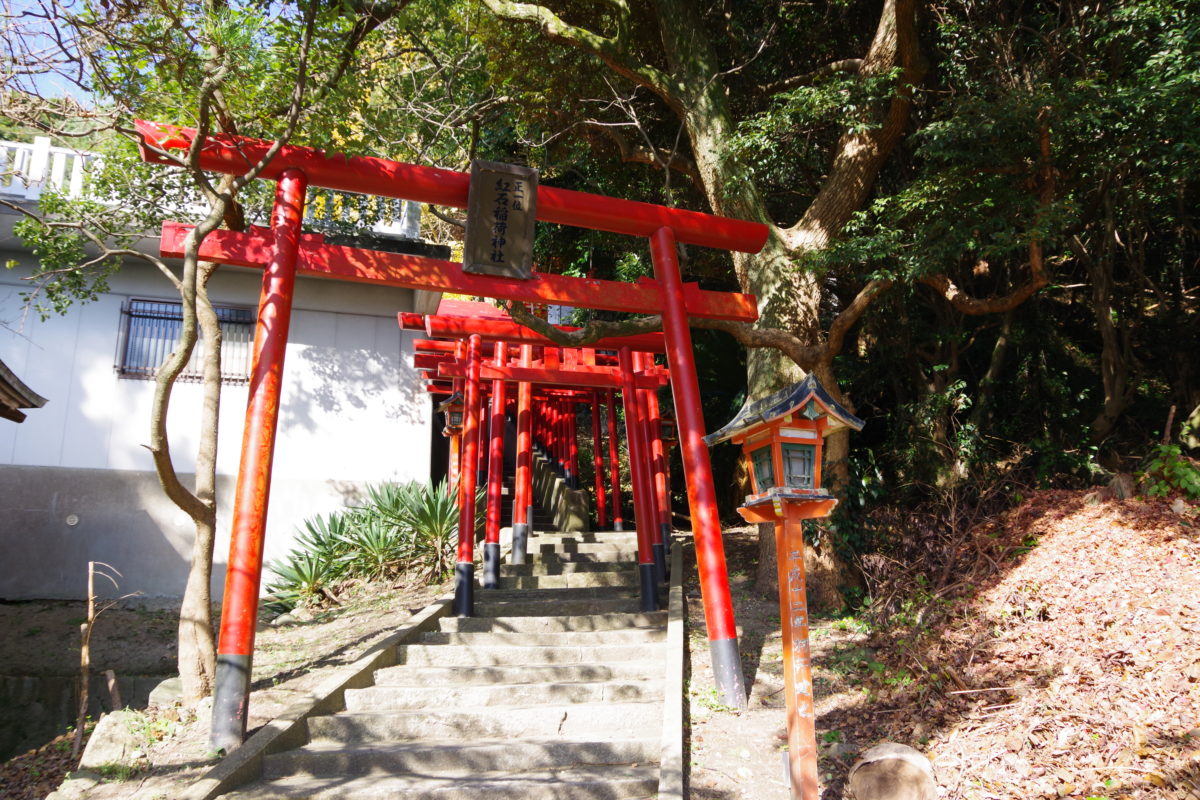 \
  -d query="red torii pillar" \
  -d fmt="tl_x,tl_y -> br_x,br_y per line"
632,354 -> 659,568
566,402 -> 580,489
651,227 -> 746,707
590,390 -> 608,529
447,343 -> 466,491
619,347 -> 659,612
645,375 -> 671,579
211,168 -> 307,752
483,342 -> 508,588
637,353 -> 668,583
606,389 -> 625,531
454,334 -> 483,616
511,344 -> 534,563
